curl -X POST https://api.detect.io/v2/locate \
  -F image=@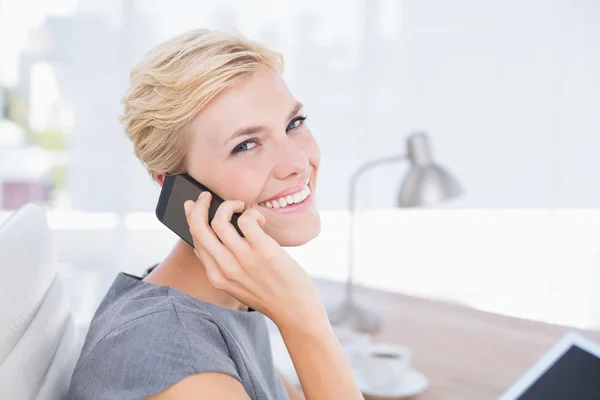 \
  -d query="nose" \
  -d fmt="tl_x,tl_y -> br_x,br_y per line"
272,136 -> 309,180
